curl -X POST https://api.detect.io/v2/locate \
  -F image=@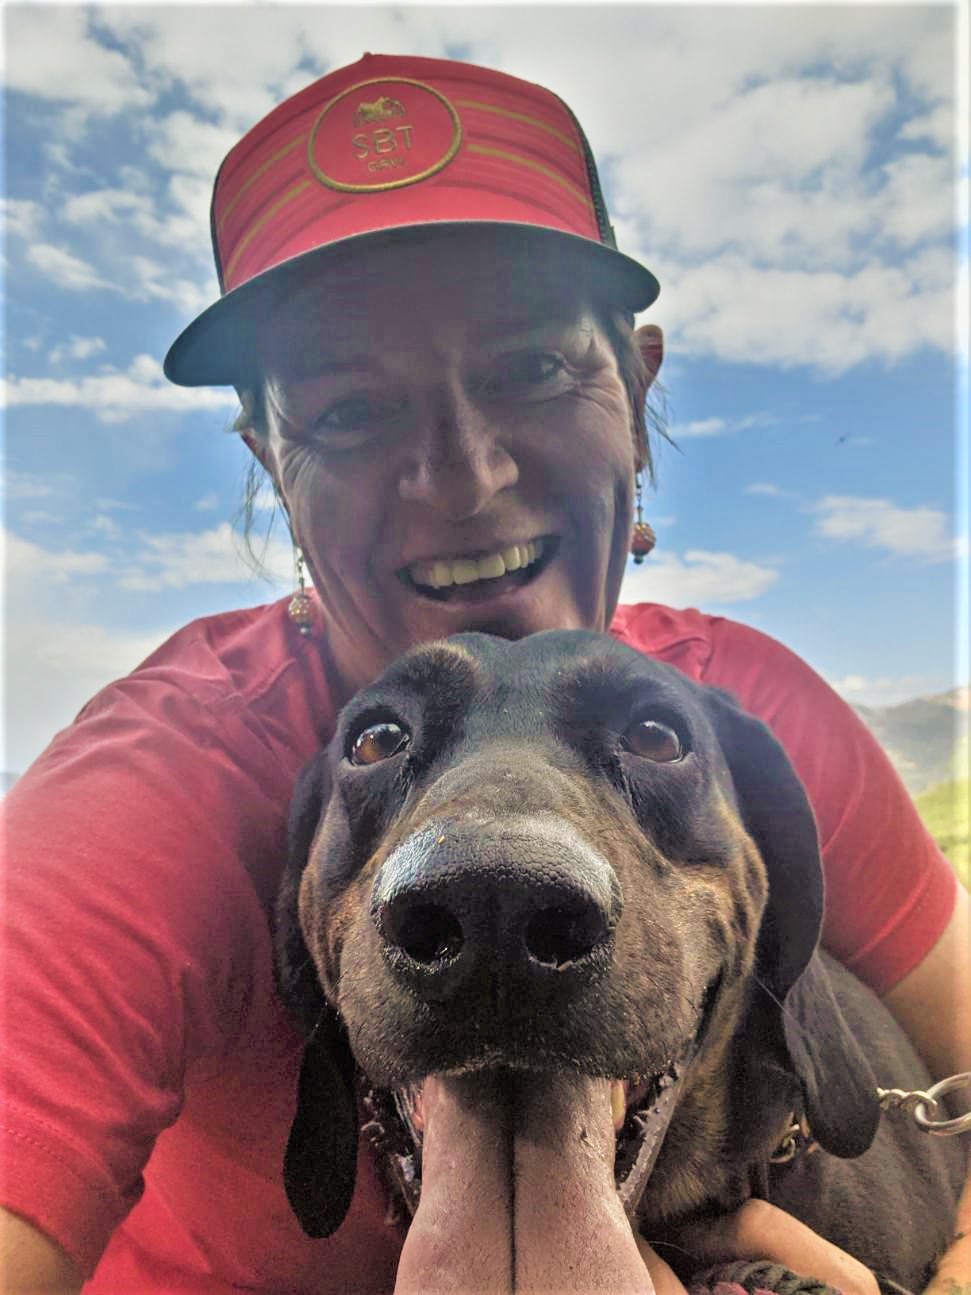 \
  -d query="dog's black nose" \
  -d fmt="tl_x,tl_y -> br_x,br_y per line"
370,818 -> 621,1003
